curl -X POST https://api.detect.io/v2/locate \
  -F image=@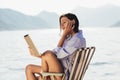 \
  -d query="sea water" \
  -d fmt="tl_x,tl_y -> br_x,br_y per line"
0,27 -> 120,80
